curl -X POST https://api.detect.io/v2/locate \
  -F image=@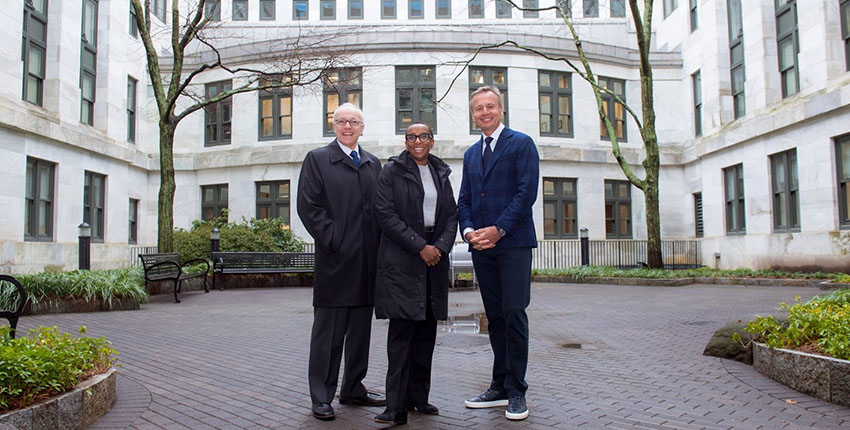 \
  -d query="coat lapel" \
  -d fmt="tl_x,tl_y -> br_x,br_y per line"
483,128 -> 511,179
329,139 -> 360,170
